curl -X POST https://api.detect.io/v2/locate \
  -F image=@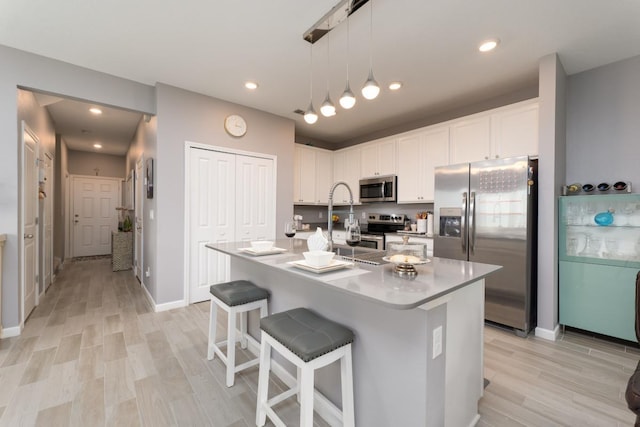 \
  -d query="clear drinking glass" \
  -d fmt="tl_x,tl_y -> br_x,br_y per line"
345,218 -> 361,265
284,221 -> 296,249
